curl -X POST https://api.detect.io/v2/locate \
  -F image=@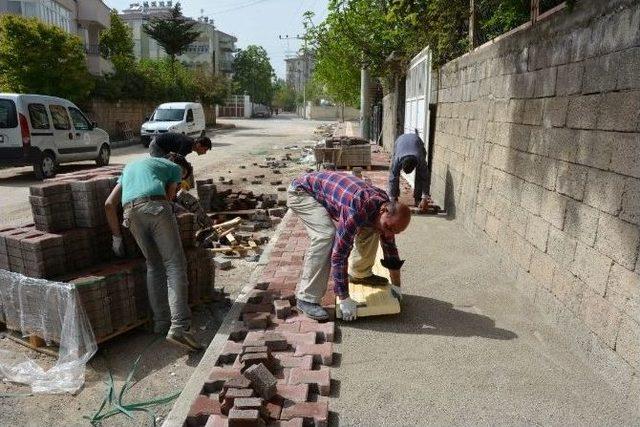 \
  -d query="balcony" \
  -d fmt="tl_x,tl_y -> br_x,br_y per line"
77,0 -> 111,28
85,44 -> 113,75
